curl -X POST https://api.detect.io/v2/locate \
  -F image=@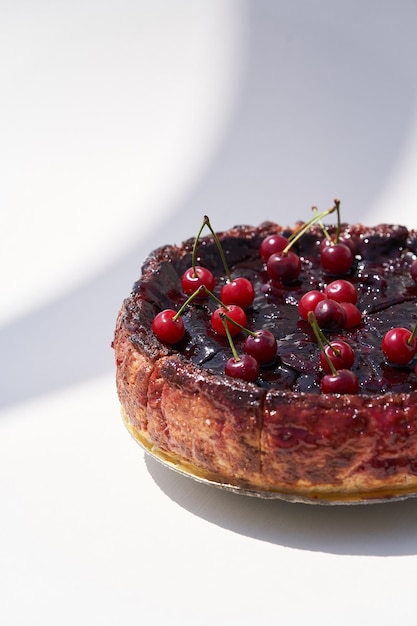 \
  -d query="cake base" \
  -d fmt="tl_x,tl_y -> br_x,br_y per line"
122,408 -> 417,505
